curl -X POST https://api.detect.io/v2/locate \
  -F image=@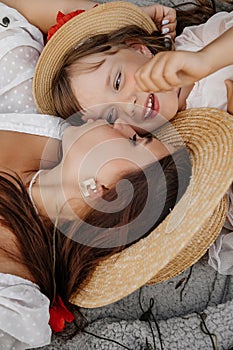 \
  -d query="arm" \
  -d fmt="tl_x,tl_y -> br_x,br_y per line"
0,0 -> 176,36
135,26 -> 233,92
0,0 -> 97,33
